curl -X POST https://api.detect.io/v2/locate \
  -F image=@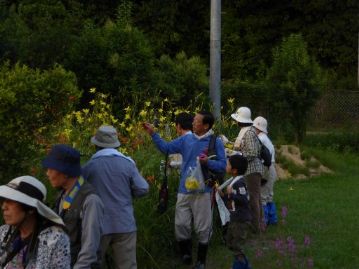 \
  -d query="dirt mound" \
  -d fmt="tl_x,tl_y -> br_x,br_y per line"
275,145 -> 333,180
